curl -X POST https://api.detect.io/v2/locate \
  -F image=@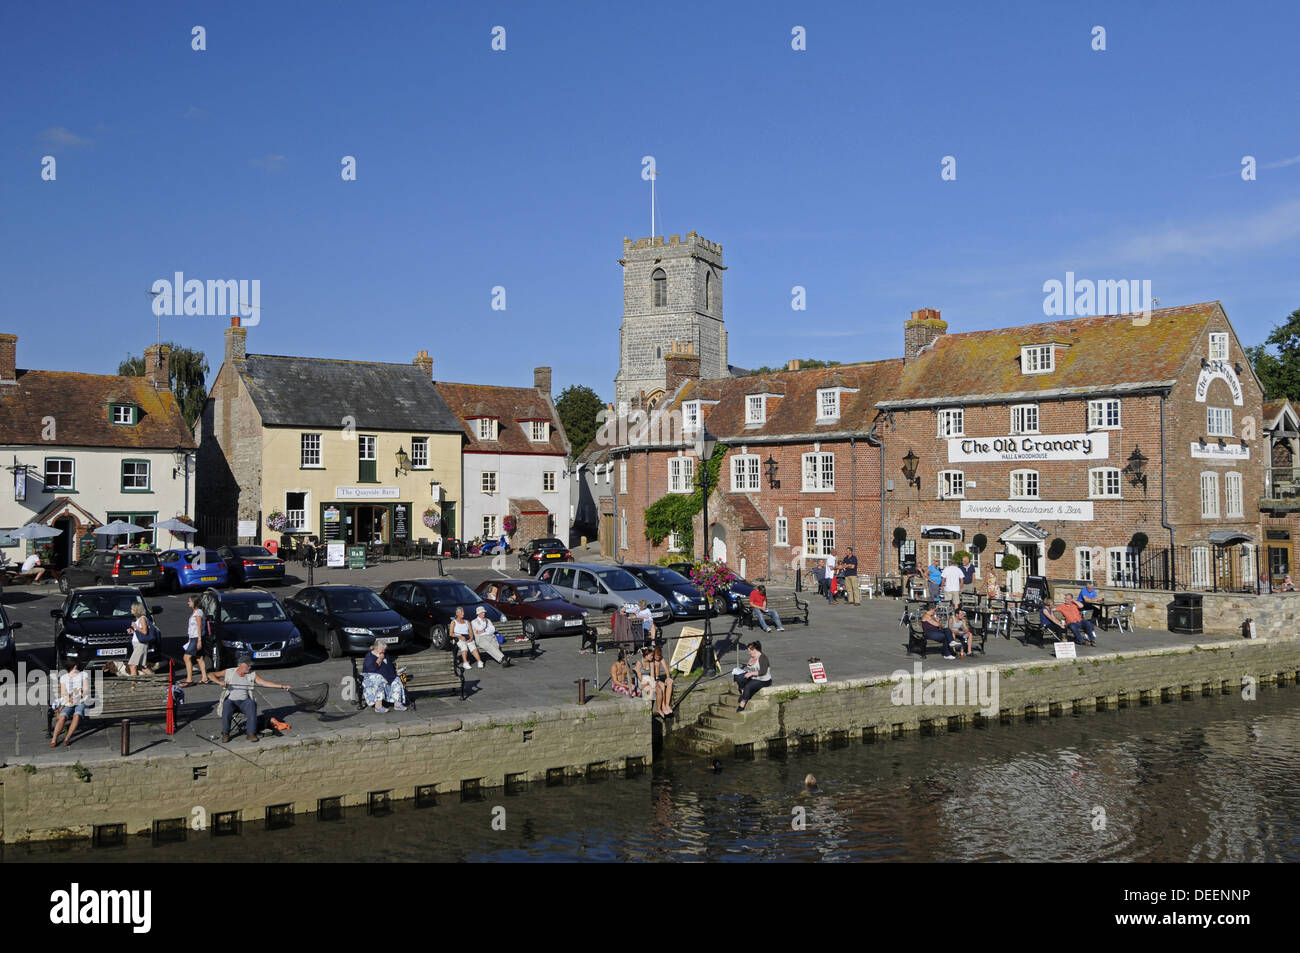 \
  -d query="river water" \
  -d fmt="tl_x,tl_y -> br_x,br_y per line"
7,687 -> 1300,863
